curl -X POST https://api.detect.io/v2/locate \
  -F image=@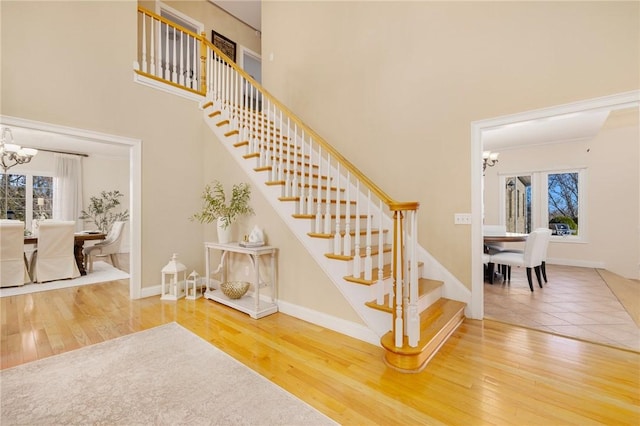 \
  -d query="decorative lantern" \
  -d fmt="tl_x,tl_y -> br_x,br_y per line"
185,270 -> 202,300
161,253 -> 186,301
